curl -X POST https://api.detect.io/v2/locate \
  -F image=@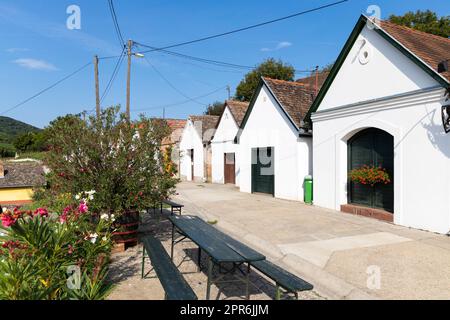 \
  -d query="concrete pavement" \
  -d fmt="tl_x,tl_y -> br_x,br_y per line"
174,182 -> 450,300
